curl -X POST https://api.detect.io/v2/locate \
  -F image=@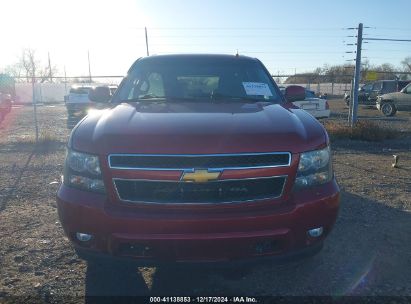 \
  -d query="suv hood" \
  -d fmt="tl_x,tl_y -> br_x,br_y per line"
380,91 -> 403,100
71,101 -> 327,155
